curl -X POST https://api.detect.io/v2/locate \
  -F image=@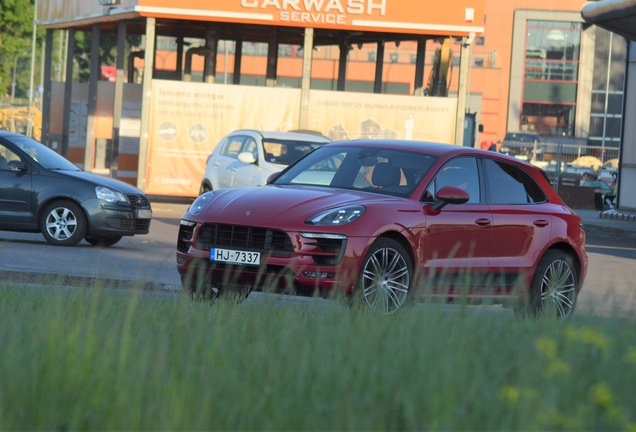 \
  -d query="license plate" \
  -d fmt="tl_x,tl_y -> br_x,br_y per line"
137,209 -> 152,219
210,248 -> 261,265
